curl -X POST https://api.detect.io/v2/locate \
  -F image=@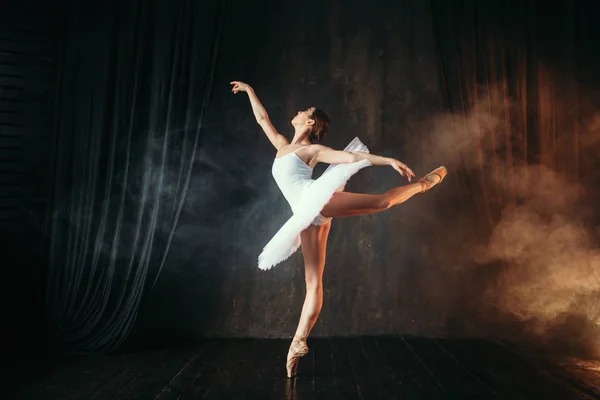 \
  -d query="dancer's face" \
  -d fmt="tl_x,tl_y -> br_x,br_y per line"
292,107 -> 316,127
